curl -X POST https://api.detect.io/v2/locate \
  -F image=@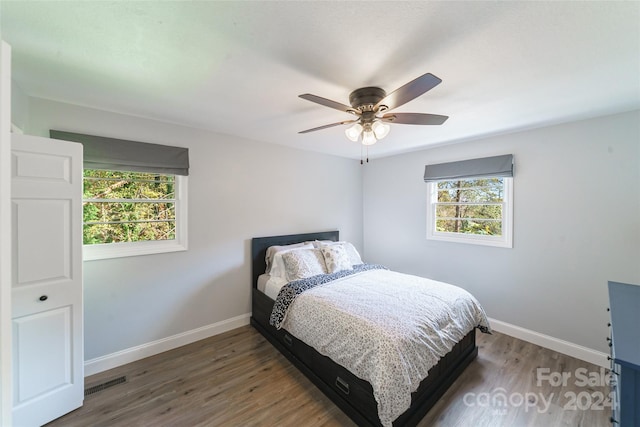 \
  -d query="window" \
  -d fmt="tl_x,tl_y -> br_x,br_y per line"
82,170 -> 188,260
424,154 -> 513,248
426,177 -> 513,247
49,130 -> 189,260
